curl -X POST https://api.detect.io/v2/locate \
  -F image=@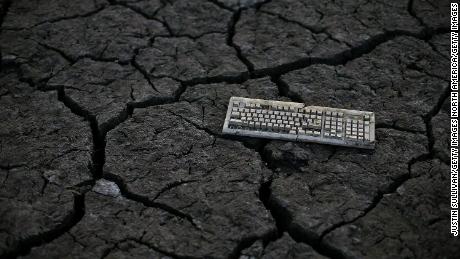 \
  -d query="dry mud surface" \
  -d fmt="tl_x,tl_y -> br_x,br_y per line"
0,0 -> 456,258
